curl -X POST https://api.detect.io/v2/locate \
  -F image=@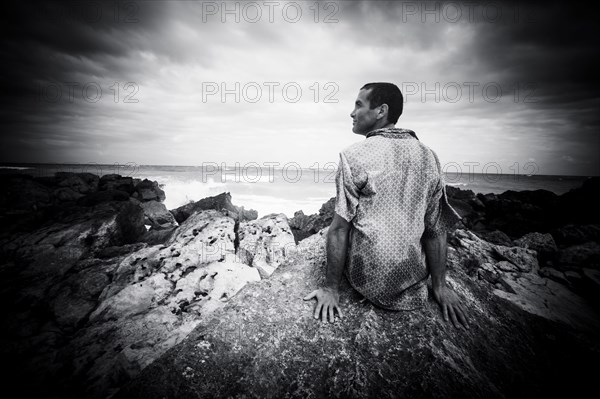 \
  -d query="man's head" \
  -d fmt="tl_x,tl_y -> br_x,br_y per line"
350,82 -> 404,135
